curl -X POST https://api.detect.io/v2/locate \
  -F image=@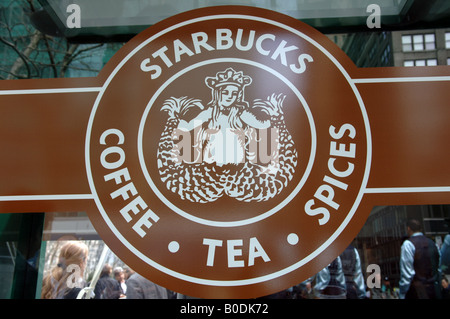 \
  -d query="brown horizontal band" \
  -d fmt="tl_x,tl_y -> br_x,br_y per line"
1,67 -> 449,213
354,66 -> 450,206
